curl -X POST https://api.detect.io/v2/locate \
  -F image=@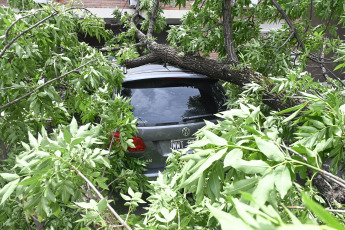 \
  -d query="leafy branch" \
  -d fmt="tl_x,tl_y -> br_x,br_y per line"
0,59 -> 97,110
71,165 -> 133,230
0,11 -> 59,59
